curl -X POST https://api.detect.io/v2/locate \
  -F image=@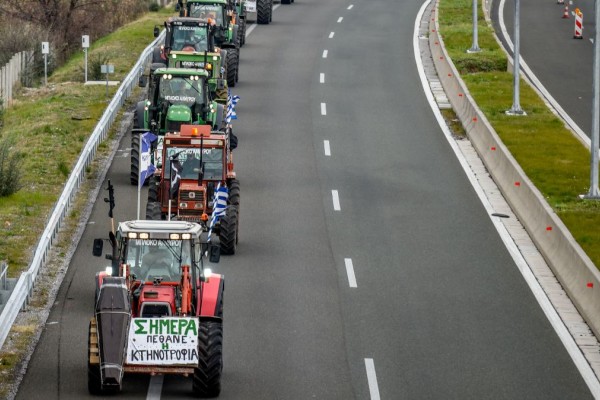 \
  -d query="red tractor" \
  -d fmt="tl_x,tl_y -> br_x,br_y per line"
146,124 -> 240,255
88,214 -> 224,397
